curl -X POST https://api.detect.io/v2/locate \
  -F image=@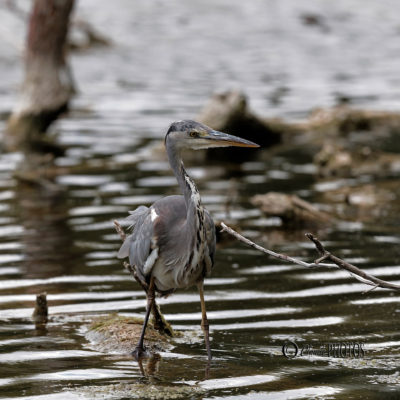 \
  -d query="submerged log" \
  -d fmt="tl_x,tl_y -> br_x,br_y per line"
198,91 -> 294,161
32,292 -> 48,328
5,0 -> 75,152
